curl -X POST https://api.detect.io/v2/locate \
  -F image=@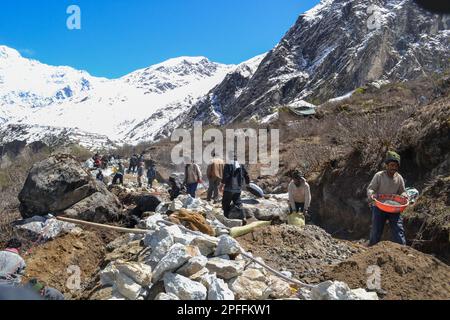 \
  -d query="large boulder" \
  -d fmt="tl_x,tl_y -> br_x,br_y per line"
18,154 -> 122,222
132,195 -> 162,217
